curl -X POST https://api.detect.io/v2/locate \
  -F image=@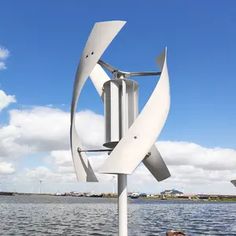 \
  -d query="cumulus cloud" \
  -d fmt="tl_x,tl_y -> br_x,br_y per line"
49,150 -> 74,174
0,125 -> 31,158
41,141 -> 236,194
0,162 -> 15,174
157,141 -> 236,171
0,107 -> 104,159
0,47 -> 9,60
0,47 -> 9,70
126,142 -> 236,194
0,106 -> 235,194
0,90 -> 16,111
8,107 -> 70,152
0,62 -> 7,70
26,166 -> 61,180
50,150 -> 72,166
